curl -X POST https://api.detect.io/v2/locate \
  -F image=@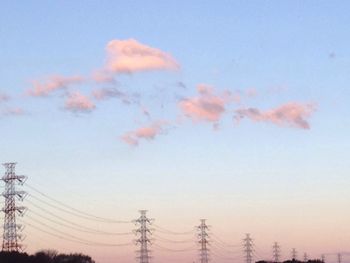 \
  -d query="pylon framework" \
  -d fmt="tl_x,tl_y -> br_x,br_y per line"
291,248 -> 297,260
134,210 -> 153,263
1,163 -> 26,252
273,242 -> 281,262
243,233 -> 254,263
321,254 -> 325,262
337,253 -> 342,263
303,253 -> 308,262
197,219 -> 210,263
